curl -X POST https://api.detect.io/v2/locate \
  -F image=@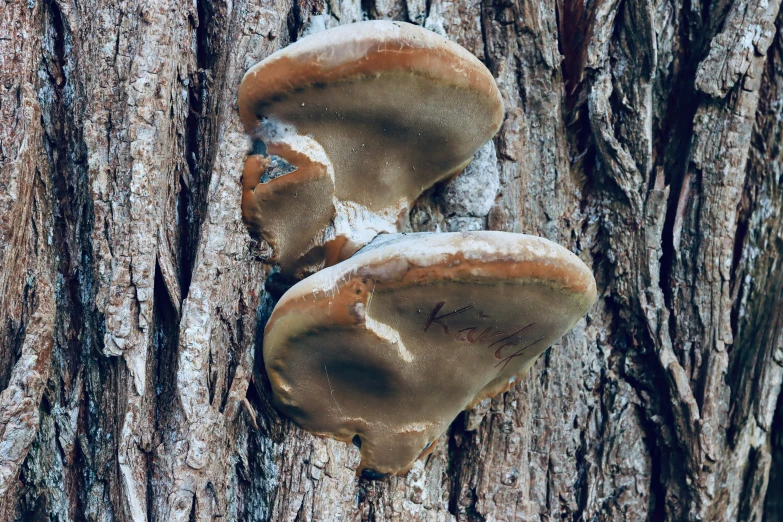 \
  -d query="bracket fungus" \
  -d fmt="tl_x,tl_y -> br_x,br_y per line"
239,21 -> 504,276
264,232 -> 597,477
